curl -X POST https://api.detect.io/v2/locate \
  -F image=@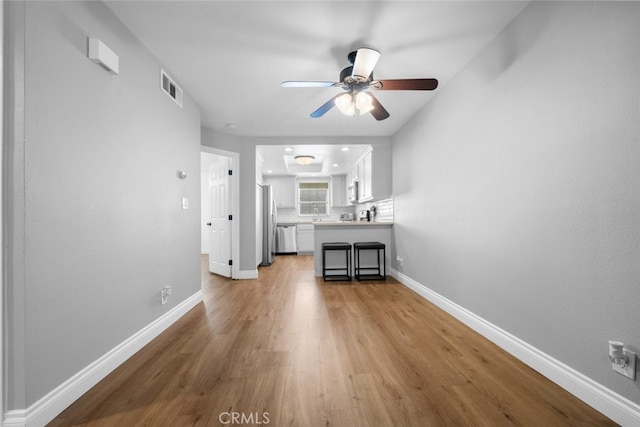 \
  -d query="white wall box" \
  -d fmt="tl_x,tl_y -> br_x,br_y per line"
87,38 -> 119,75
